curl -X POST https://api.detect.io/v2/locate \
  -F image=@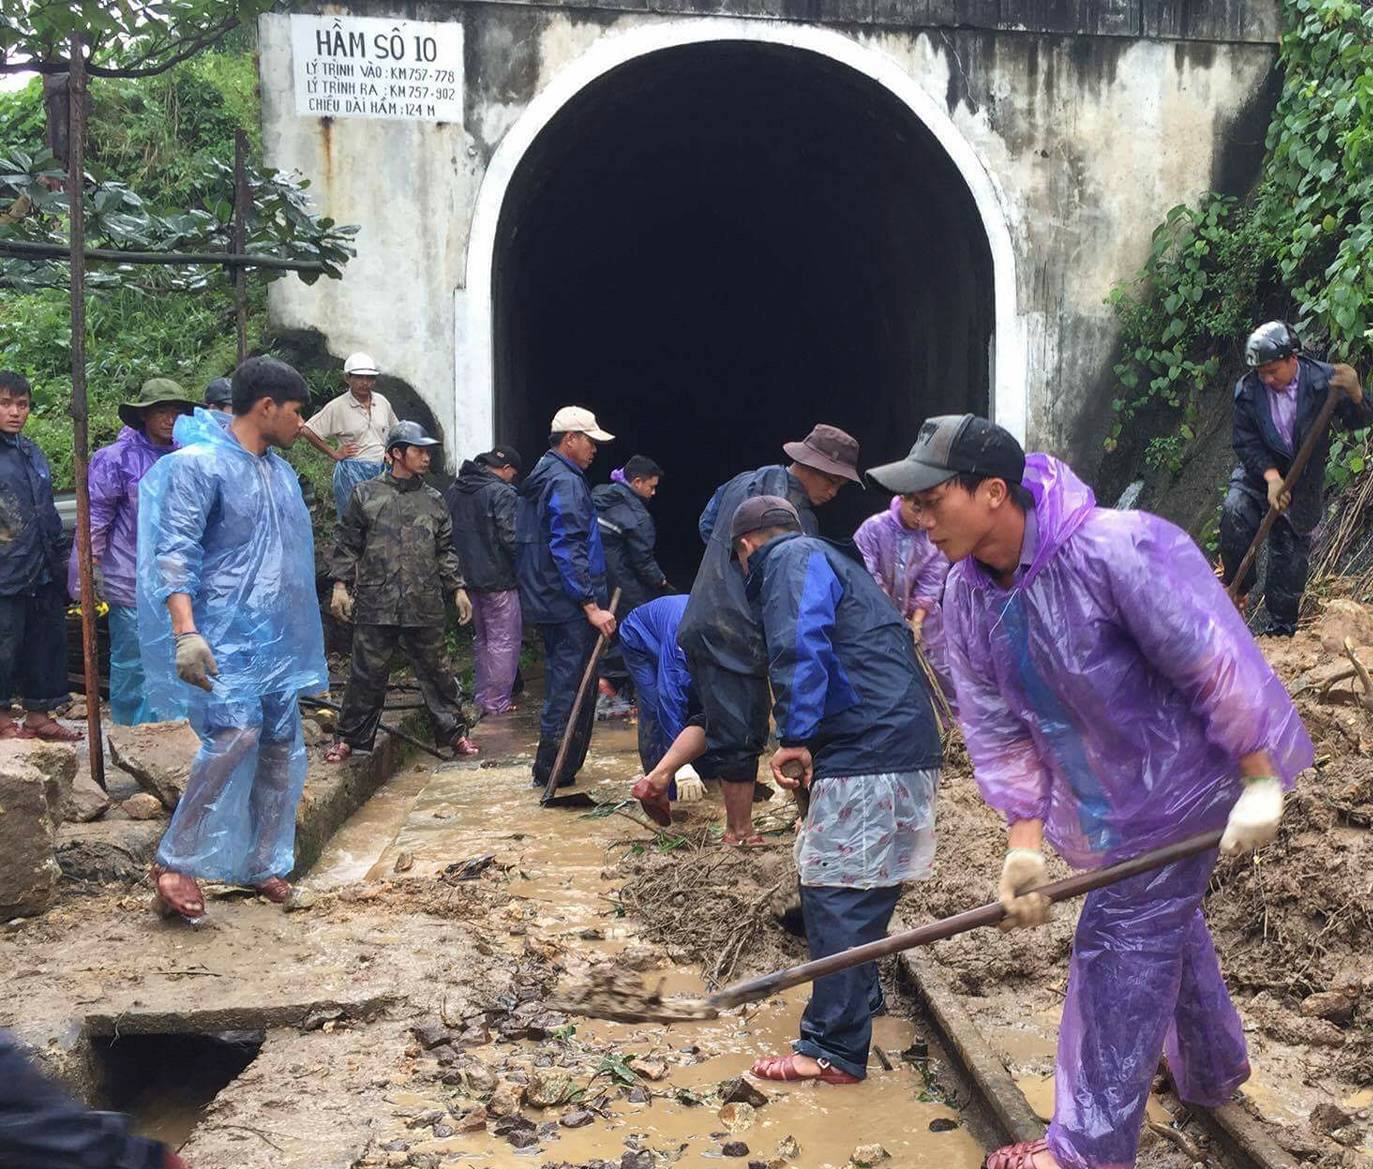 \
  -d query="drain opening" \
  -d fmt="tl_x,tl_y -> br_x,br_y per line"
91,1030 -> 263,1146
